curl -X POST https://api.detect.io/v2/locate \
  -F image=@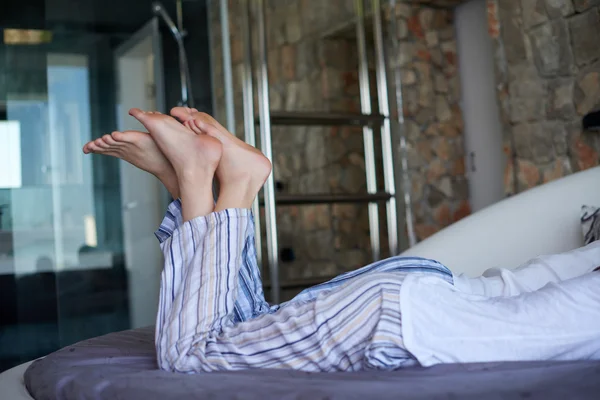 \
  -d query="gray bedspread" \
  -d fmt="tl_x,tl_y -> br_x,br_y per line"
24,327 -> 600,399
